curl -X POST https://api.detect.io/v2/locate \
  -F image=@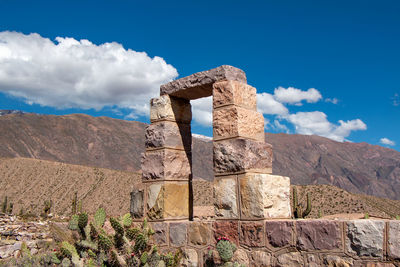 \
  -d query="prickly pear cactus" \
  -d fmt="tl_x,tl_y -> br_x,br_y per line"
78,240 -> 98,251
78,212 -> 88,230
110,217 -> 124,235
98,233 -> 113,251
61,241 -> 78,258
126,227 -> 140,241
141,251 -> 148,265
121,213 -> 132,227
94,207 -> 106,227
68,214 -> 79,230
